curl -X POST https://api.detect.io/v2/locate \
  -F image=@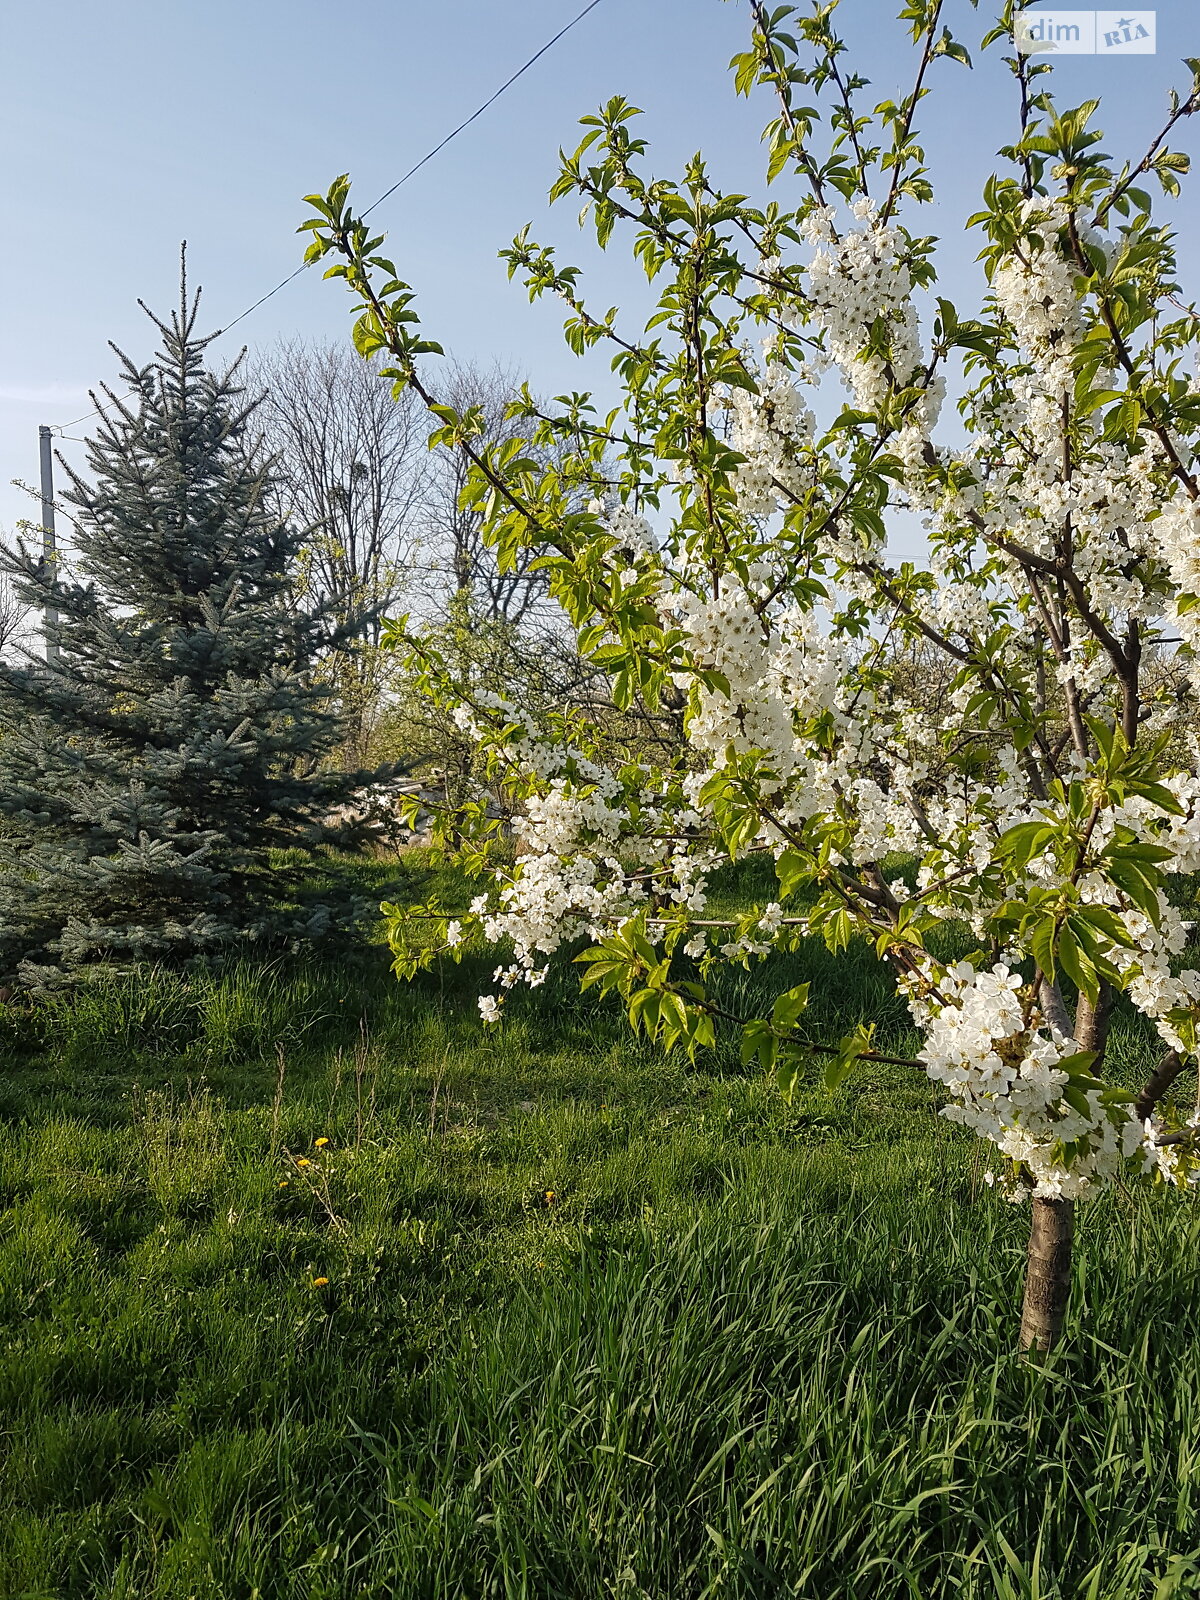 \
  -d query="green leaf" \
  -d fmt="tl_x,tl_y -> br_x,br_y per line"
741,1020 -> 777,1072
1107,858 -> 1164,926
772,983 -> 811,1031
823,1025 -> 875,1092
776,1055 -> 800,1104
776,851 -> 811,901
628,988 -> 661,1037
1028,914 -> 1057,984
1057,920 -> 1098,1003
1055,1050 -> 1100,1079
